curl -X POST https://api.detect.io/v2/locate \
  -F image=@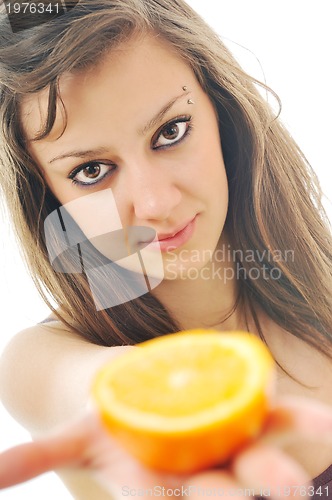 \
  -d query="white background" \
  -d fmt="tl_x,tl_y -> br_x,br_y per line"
0,1 -> 331,498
